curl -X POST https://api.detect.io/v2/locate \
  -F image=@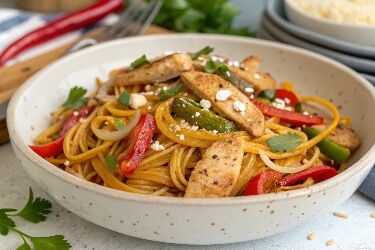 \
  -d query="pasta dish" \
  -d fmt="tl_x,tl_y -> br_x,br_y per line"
30,47 -> 361,198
